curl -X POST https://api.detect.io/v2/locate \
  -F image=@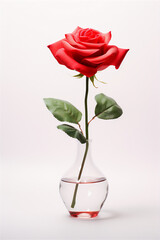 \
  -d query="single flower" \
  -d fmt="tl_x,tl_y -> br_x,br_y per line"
48,26 -> 129,77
